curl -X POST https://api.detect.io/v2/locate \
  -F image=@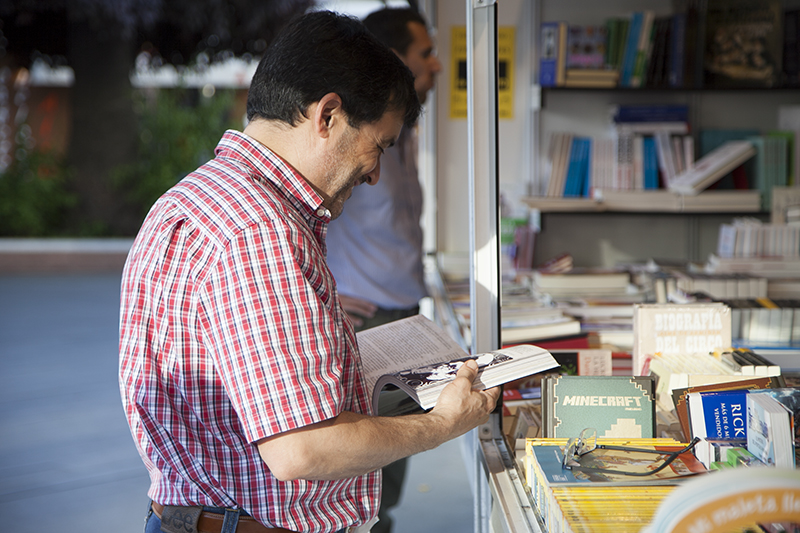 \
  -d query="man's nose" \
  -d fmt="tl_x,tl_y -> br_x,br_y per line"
364,159 -> 381,185
431,55 -> 442,73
